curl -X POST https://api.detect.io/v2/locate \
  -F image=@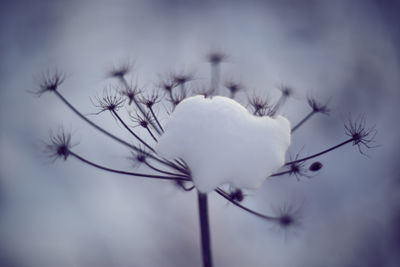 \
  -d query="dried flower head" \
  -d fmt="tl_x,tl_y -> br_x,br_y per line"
36,70 -> 65,96
109,61 -> 133,79
307,96 -> 330,114
157,76 -> 178,95
207,51 -> 228,65
225,81 -> 242,97
273,201 -> 303,230
249,95 -> 270,116
130,111 -> 154,129
93,88 -> 125,114
139,91 -> 161,108
129,147 -> 148,168
119,83 -> 142,105
228,188 -> 245,202
172,72 -> 194,85
287,152 -> 311,180
45,128 -> 74,161
279,85 -> 293,98
288,161 -> 308,180
345,115 -> 377,155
